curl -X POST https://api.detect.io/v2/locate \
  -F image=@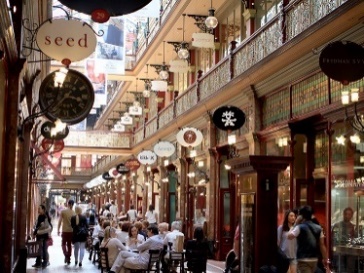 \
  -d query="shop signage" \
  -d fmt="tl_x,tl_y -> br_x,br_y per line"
129,105 -> 143,116
176,127 -> 203,147
212,105 -> 246,131
36,19 -> 97,63
120,114 -> 133,125
41,139 -> 64,153
40,121 -> 69,140
102,171 -> 113,180
151,80 -> 168,91
319,40 -> 364,85
137,150 -> 157,165
169,60 -> 189,73
108,167 -> 121,178
153,141 -> 175,157
125,158 -> 141,171
91,9 -> 110,23
192,33 -> 215,49
116,163 -> 130,174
